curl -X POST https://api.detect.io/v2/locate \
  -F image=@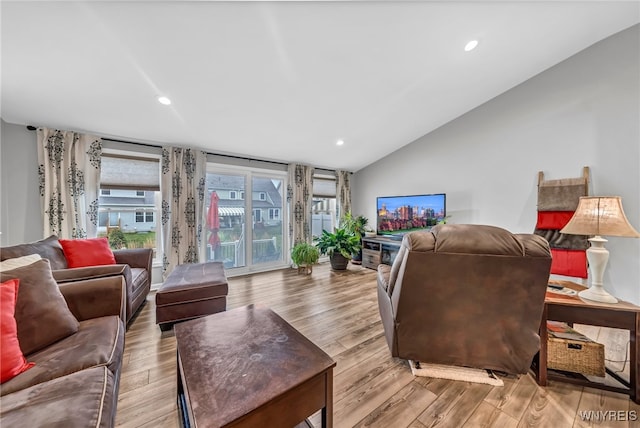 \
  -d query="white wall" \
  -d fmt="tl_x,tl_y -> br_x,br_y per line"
352,25 -> 640,304
0,120 -> 41,246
